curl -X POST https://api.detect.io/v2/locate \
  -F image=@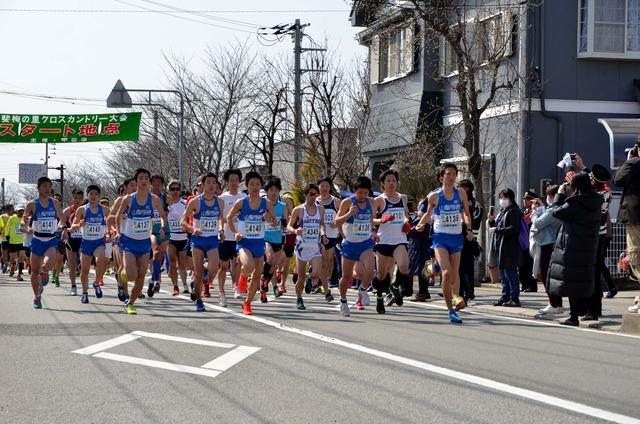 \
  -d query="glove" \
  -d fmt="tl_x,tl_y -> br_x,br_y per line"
380,214 -> 394,224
